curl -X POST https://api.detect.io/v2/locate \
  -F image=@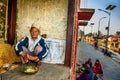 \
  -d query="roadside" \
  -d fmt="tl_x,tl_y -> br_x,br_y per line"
76,42 -> 120,80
